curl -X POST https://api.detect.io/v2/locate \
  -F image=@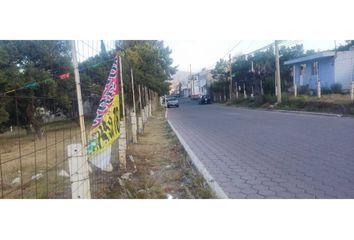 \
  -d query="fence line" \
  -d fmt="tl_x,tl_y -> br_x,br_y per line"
0,40 -> 160,199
